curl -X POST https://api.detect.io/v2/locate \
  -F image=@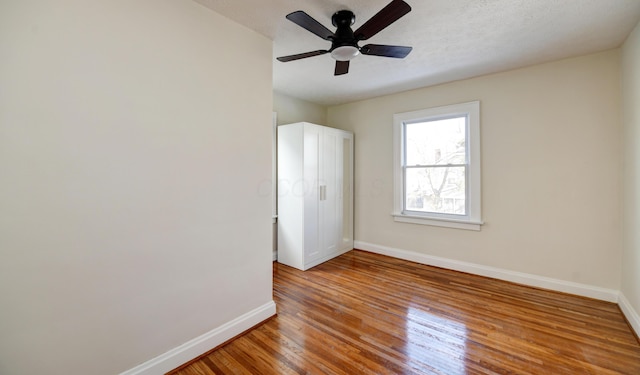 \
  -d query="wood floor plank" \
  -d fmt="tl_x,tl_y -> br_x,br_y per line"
170,250 -> 640,374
